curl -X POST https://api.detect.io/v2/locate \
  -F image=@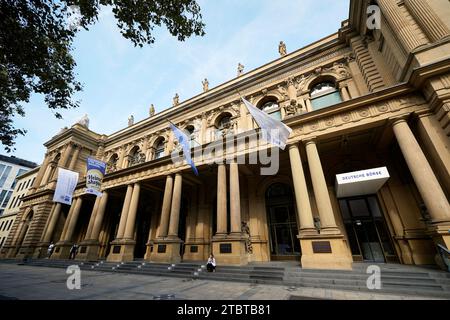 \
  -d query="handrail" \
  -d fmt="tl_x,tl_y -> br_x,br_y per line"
437,244 -> 450,272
